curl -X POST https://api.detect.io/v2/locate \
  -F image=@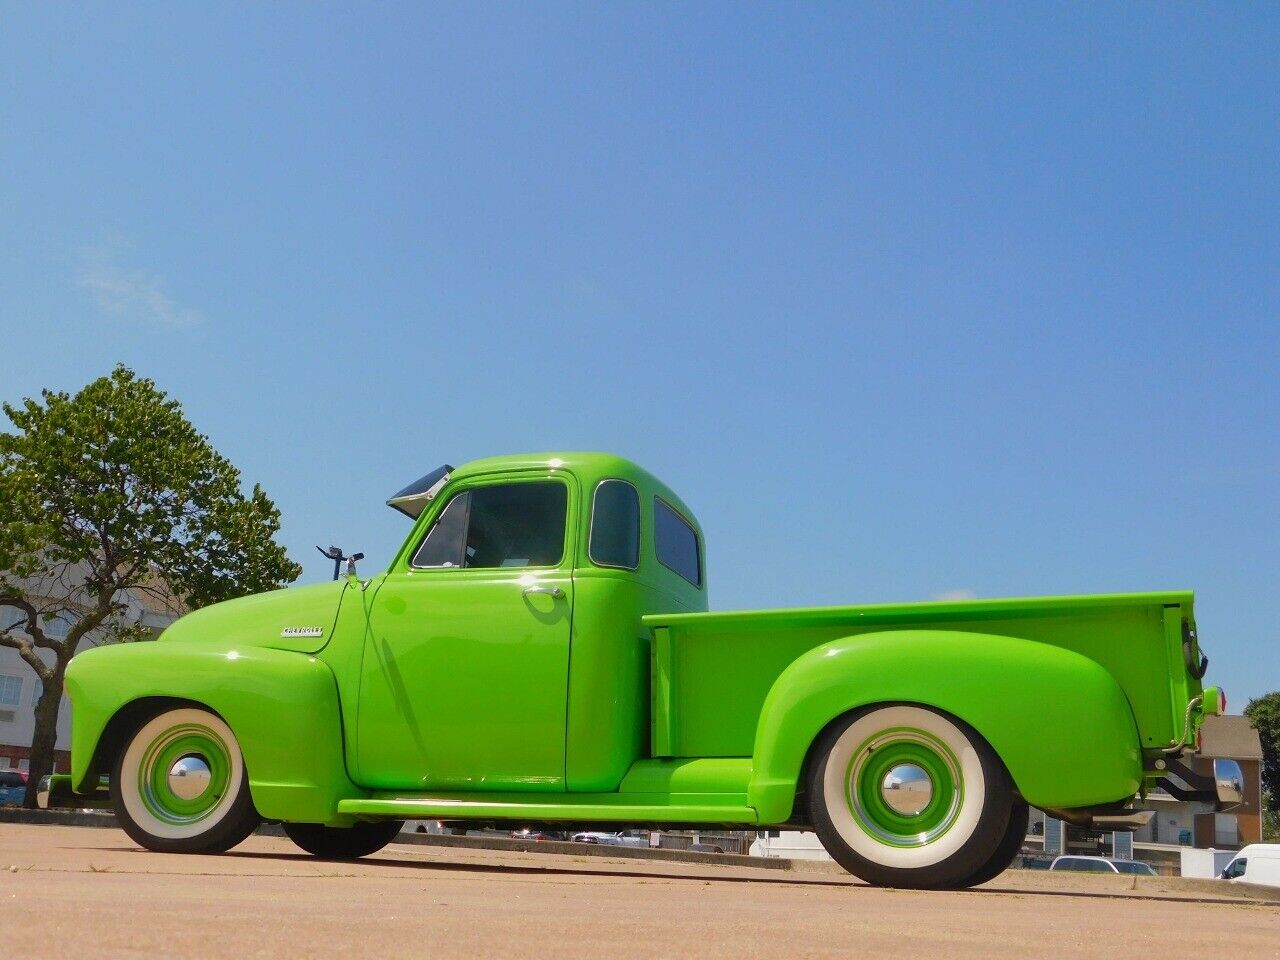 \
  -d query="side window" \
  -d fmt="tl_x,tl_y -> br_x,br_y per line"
654,497 -> 701,587
412,492 -> 470,567
412,482 -> 568,569
1223,858 -> 1247,879
589,480 -> 640,569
